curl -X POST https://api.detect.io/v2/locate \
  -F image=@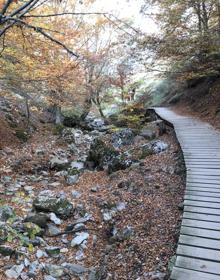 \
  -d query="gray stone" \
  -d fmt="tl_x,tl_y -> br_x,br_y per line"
5,264 -> 24,279
71,232 -> 89,247
70,161 -> 84,171
24,213 -> 49,228
33,195 -> 73,218
0,205 -> 15,221
66,175 -> 79,185
44,275 -> 57,280
71,190 -> 81,198
49,213 -> 62,225
0,245 -> 15,256
49,157 -> 69,171
44,264 -> 65,278
61,262 -> 88,275
45,246 -> 60,257
111,128 -> 135,148
28,260 -> 39,277
47,224 -> 61,236
36,249 -> 47,259
139,128 -> 156,140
